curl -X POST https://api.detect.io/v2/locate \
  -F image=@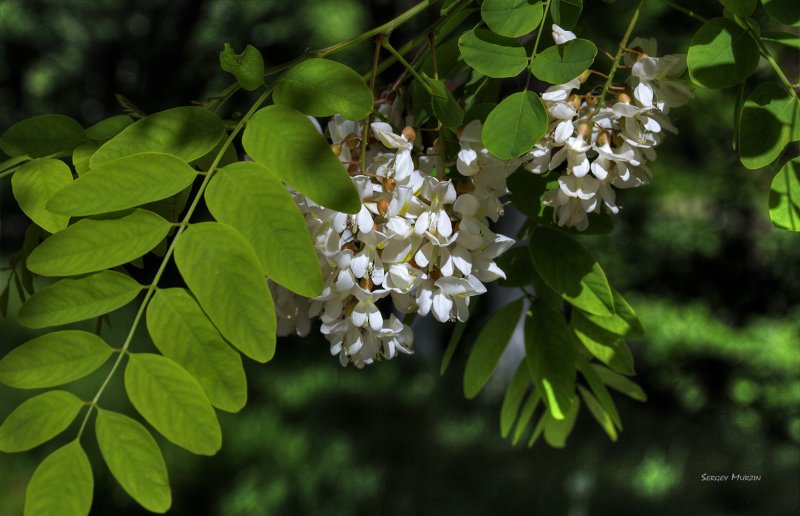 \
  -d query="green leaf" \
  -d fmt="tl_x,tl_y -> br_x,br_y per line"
274,58 -> 374,120
483,91 -> 548,159
242,104 -> 360,213
24,441 -> 93,516
219,43 -> 265,91
720,0 -> 757,17
124,353 -> 222,455
578,359 -> 622,430
205,161 -> 322,297
571,311 -> 635,375
500,361 -> 532,438
0,114 -> 86,158
550,0 -> 583,30
146,288 -> 247,412
524,301 -> 577,419
738,82 -> 800,169
593,364 -> 647,402
762,0 -> 800,26
85,115 -> 134,142
578,288 -> 644,338
761,31 -> 800,48
496,246 -> 538,288
90,107 -> 225,167
531,39 -> 597,84
542,395 -> 579,447
481,0 -> 544,38
458,29 -> 529,78
578,385 -> 618,441
769,158 -> 800,231
463,298 -> 524,399
687,17 -> 759,89
95,409 -> 171,513
72,142 -> 100,176
174,222 -> 277,363
0,391 -> 83,452
27,209 -> 172,277
440,319 -> 468,376
48,153 -> 198,216
512,389 -> 541,445
425,74 -> 465,128
18,271 -> 141,329
529,226 -> 615,315
0,330 -> 113,389
11,158 -> 73,234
